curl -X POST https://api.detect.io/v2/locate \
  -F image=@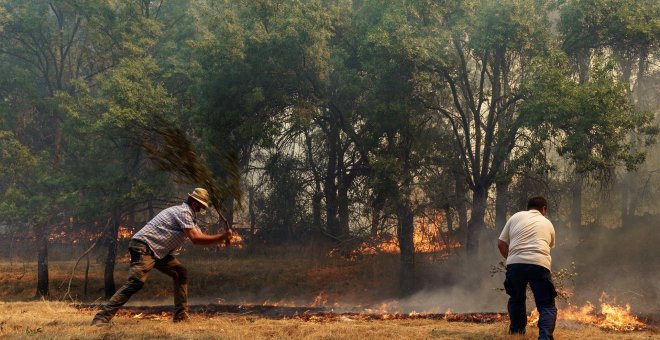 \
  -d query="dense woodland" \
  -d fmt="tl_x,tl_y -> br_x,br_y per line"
0,0 -> 658,299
